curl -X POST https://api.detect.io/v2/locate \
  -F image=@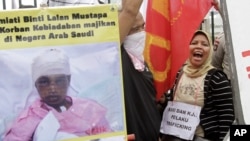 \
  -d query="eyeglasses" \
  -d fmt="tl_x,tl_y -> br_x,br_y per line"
36,75 -> 69,88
